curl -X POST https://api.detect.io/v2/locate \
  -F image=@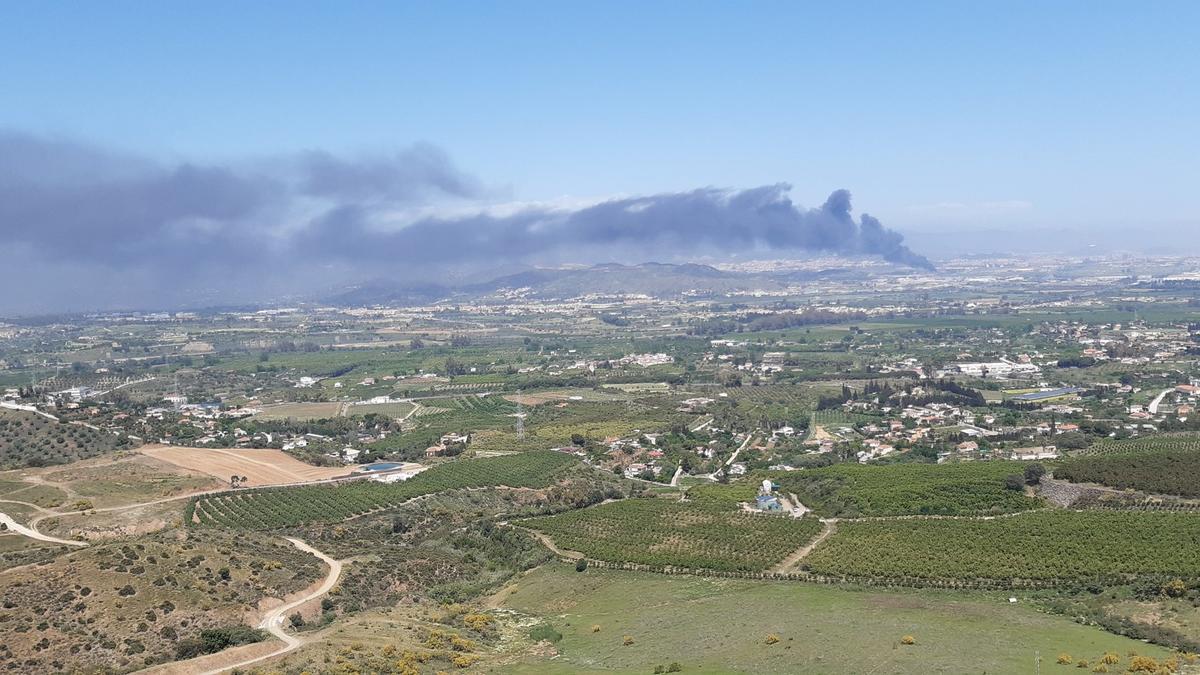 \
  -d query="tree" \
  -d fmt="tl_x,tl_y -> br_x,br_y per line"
1024,463 -> 1046,485
575,559 -> 588,572
1003,474 -> 1025,491
288,612 -> 305,628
